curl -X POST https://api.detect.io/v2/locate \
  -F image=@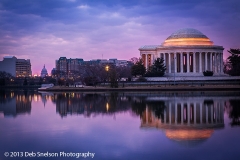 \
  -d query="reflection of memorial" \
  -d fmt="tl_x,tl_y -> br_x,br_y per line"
0,92 -> 31,117
141,98 -> 224,144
